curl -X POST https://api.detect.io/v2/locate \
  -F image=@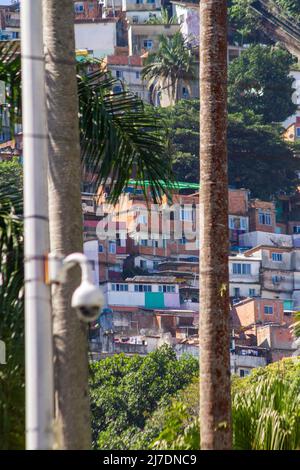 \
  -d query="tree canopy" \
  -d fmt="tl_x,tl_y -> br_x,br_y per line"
140,358 -> 300,450
89,345 -> 198,450
228,44 -> 297,123
0,184 -> 24,450
156,100 -> 300,199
